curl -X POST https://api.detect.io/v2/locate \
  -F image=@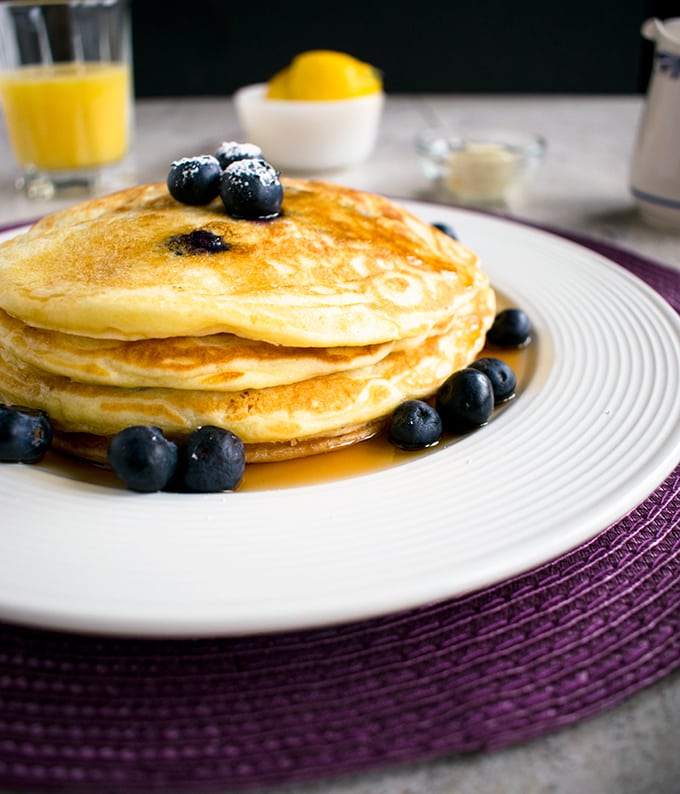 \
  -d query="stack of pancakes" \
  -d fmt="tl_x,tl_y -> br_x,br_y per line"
0,178 -> 495,463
